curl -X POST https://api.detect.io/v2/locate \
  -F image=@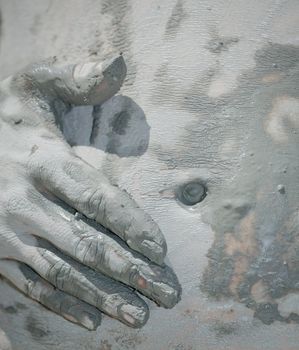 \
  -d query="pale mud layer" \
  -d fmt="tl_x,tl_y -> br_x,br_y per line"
156,43 -> 299,324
